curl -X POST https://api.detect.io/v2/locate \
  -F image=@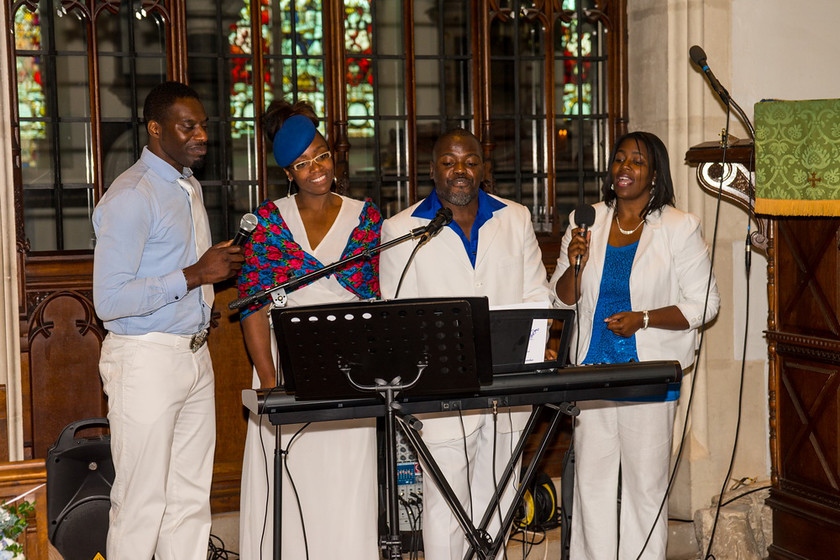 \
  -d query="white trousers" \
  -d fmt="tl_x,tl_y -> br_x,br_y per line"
239,371 -> 379,560
570,399 -> 676,560
421,411 -> 522,560
99,332 -> 216,560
